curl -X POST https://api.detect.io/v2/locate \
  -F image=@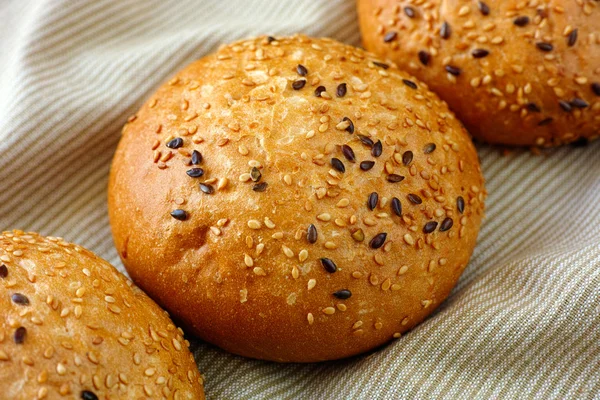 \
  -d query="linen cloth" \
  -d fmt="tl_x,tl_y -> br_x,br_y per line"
1,0 -> 599,398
